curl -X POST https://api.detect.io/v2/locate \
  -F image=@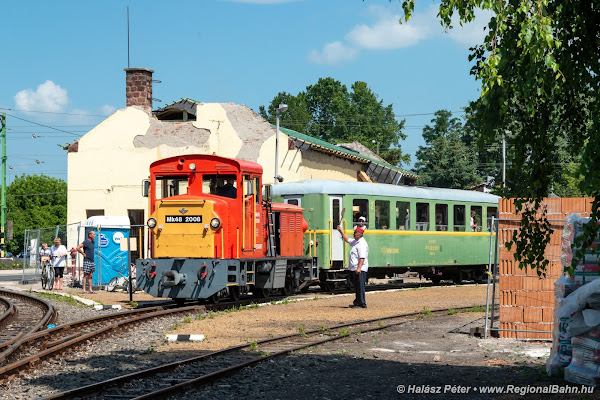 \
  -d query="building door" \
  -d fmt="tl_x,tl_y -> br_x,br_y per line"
330,195 -> 344,265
